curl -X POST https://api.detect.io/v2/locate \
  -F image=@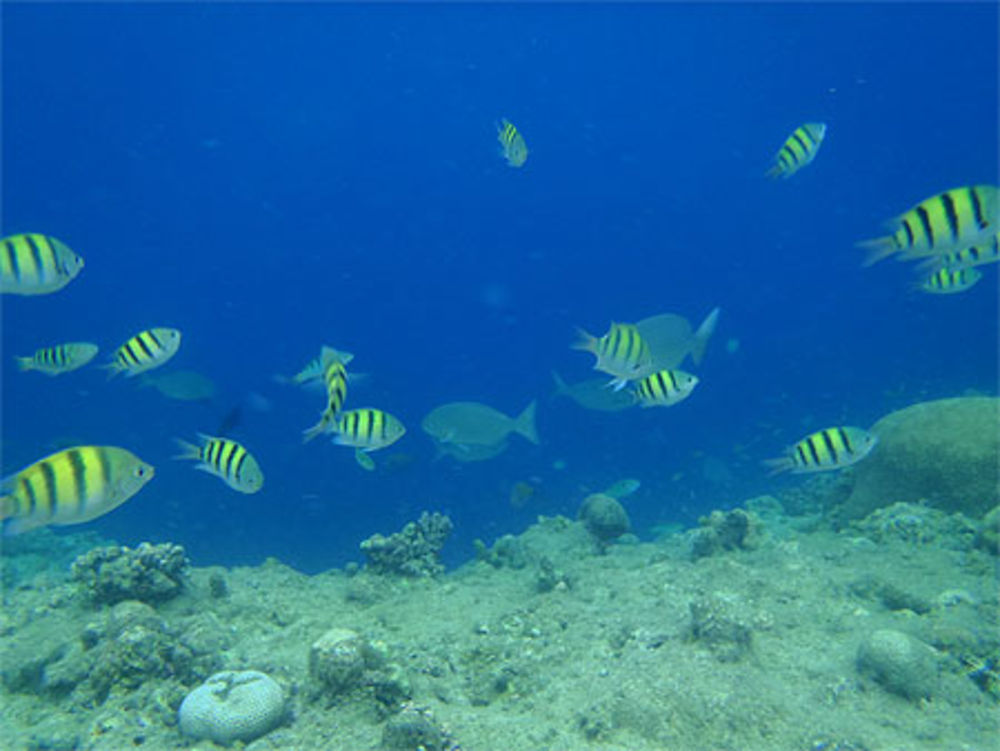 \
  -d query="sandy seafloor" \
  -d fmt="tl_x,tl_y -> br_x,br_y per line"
1,492 -> 997,751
